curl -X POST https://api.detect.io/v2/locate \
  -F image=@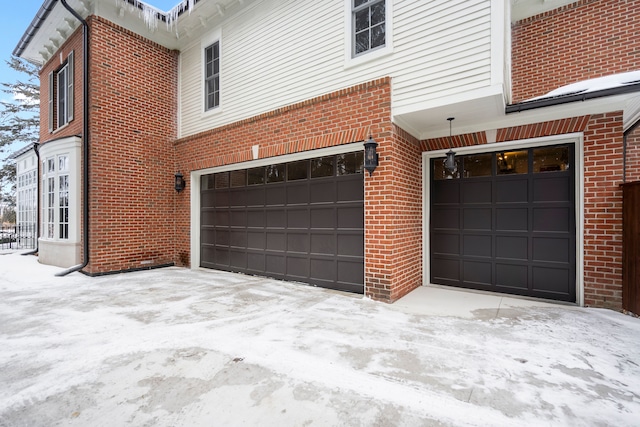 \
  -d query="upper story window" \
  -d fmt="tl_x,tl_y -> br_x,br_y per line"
353,0 -> 386,56
48,51 -> 74,132
204,41 -> 220,111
